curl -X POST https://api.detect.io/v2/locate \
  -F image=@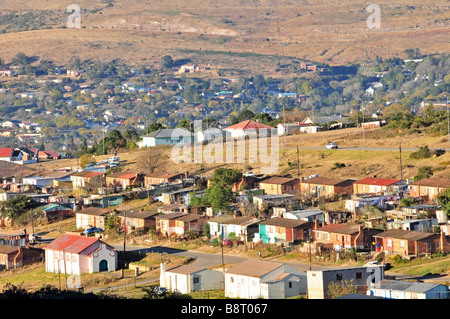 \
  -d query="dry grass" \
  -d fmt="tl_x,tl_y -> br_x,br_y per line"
28,127 -> 450,180
0,0 -> 448,68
